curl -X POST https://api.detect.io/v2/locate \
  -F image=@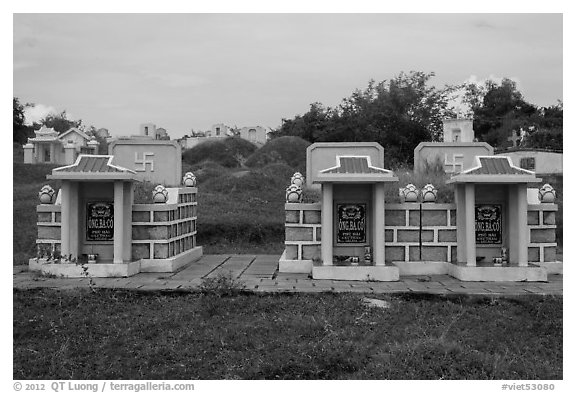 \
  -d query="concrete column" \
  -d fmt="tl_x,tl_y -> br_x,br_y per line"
49,143 -> 56,164
122,182 -> 133,261
321,183 -> 333,266
69,182 -> 79,259
455,185 -> 465,263
60,181 -> 71,257
373,183 -> 386,265
23,144 -> 34,164
465,183 -> 476,266
113,181 -> 125,263
515,184 -> 528,266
